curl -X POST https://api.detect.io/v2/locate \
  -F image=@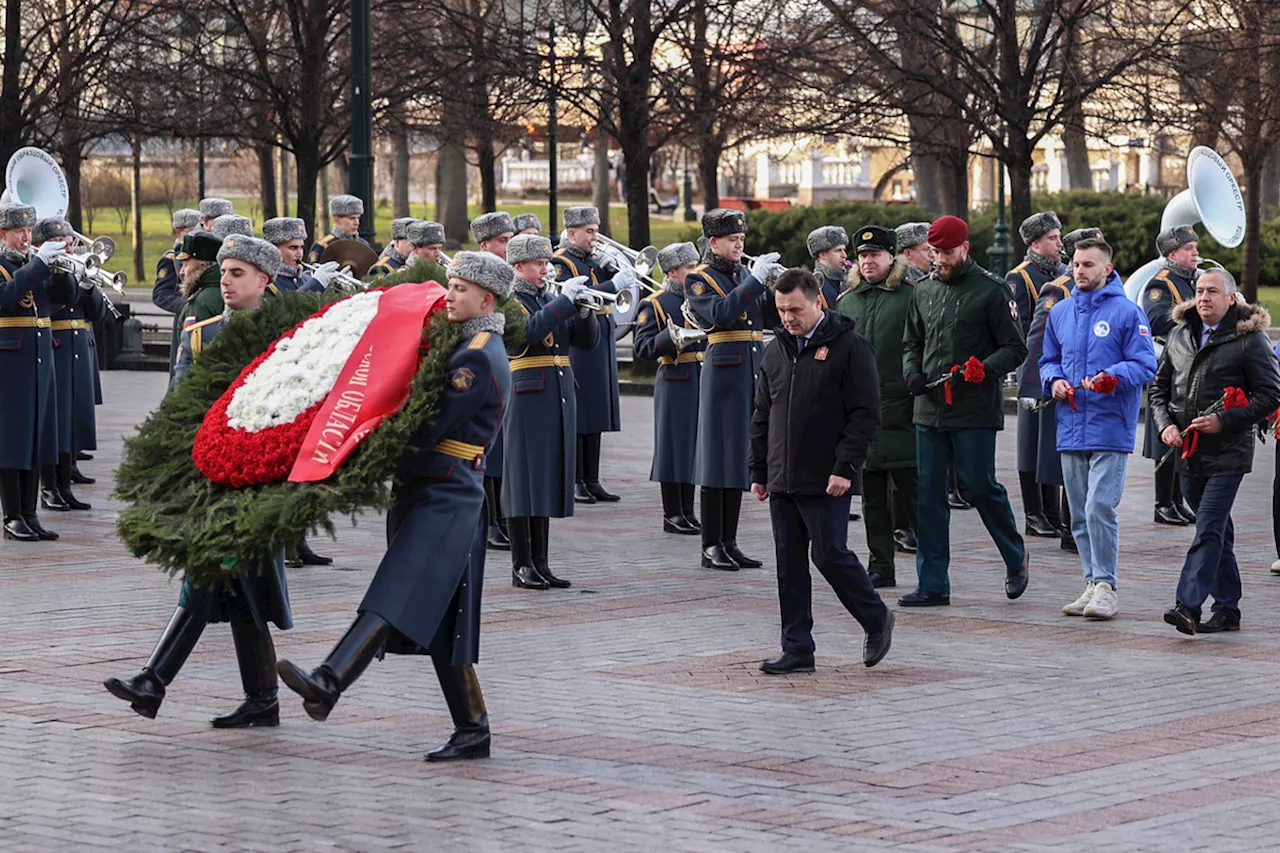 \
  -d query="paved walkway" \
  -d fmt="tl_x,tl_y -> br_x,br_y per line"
3,371 -> 1280,851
